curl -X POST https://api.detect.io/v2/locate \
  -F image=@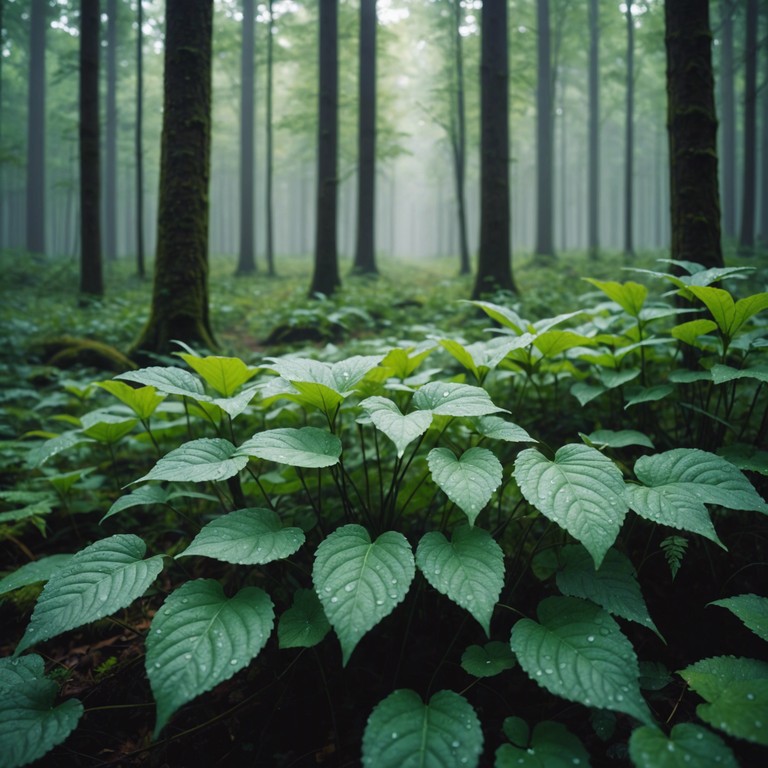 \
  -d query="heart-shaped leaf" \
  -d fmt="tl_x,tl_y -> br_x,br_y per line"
359,396 -> 432,458
413,382 -> 506,417
277,588 -> 331,649
178,508 -> 305,565
362,689 -> 483,768
416,527 -> 504,635
135,438 -> 249,483
15,534 -> 164,655
510,596 -> 653,725
313,525 -> 414,665
515,445 -> 627,568
80,412 -> 138,444
709,594 -> 768,643
146,579 -> 274,736
428,447 -> 503,526
680,655 -> 768,702
496,720 -> 591,767
238,427 -> 342,468
629,724 -> 738,768
461,641 -> 516,678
